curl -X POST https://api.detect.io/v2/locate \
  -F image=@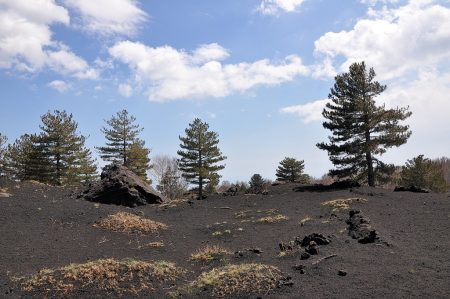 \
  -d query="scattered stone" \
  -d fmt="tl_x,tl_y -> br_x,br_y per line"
338,270 -> 347,276
292,264 -> 306,274
300,252 -> 311,260
278,276 -> 293,287
299,233 -> 331,247
305,241 -> 318,255
346,210 -> 378,244
80,163 -> 163,207
248,248 -> 263,254
394,186 -> 430,193
223,186 -> 238,196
